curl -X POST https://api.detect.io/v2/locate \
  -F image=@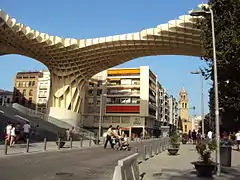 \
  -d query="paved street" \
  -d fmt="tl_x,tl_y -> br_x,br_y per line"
139,144 -> 240,180
0,138 -> 160,180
